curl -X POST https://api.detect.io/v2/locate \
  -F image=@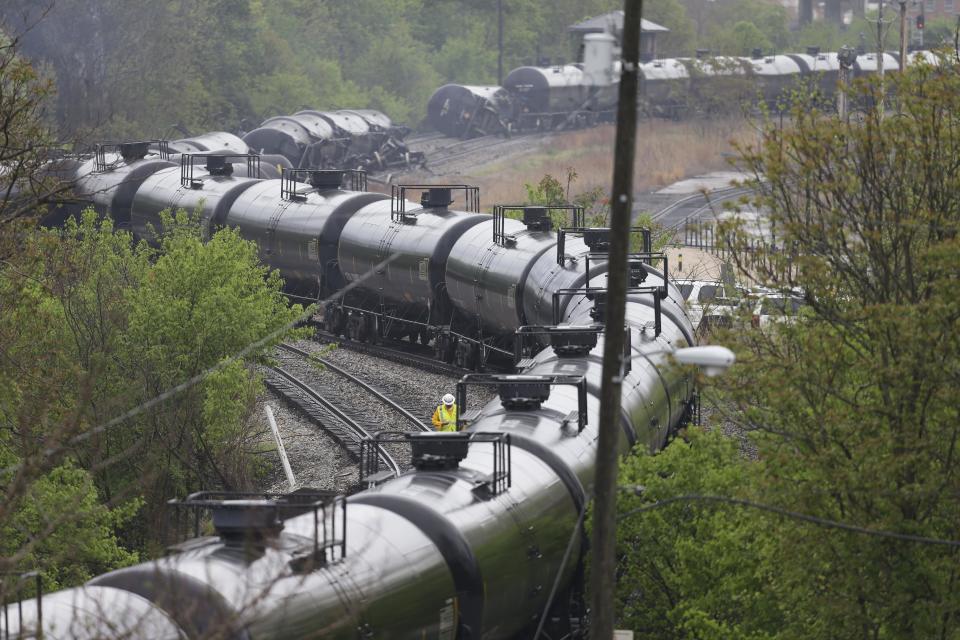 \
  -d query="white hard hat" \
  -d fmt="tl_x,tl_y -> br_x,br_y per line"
442,393 -> 455,406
